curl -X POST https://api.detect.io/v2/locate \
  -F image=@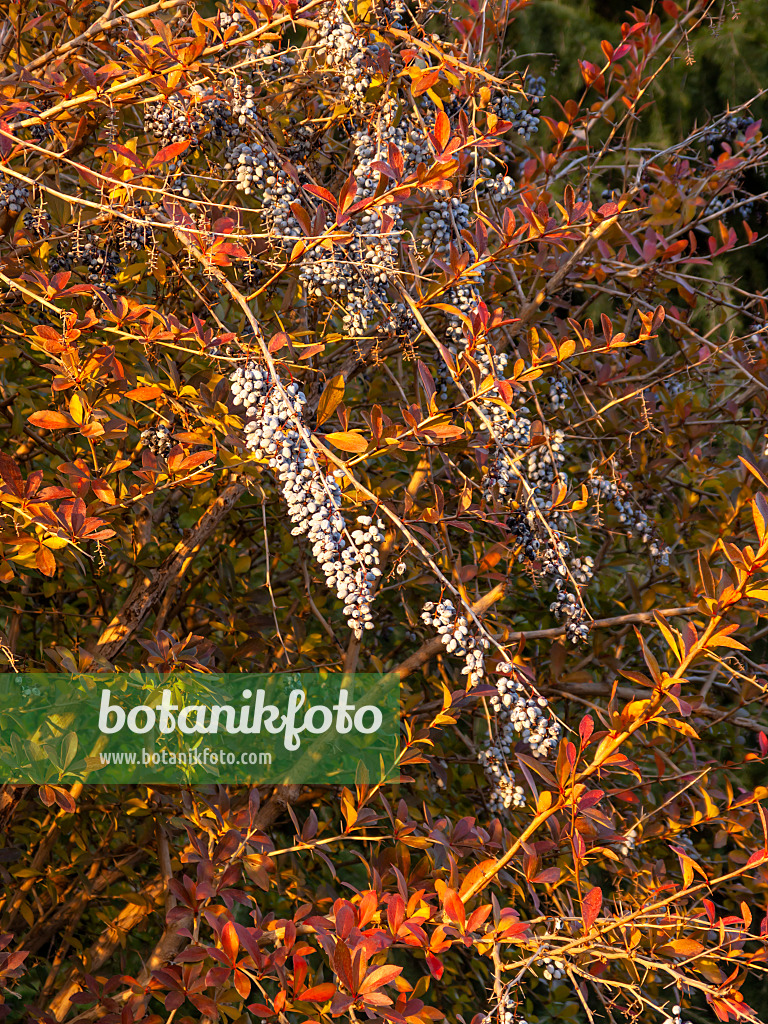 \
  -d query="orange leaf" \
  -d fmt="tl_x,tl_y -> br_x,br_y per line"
434,110 -> 450,151
301,984 -> 336,1003
222,921 -> 239,962
269,332 -> 290,353
35,546 -> 56,577
412,69 -> 440,97
443,888 -> 465,930
91,478 -> 116,505
28,411 -> 76,430
125,385 -> 163,400
659,938 -> 704,957
148,139 -> 191,168
179,451 -> 216,471
359,965 -> 403,995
